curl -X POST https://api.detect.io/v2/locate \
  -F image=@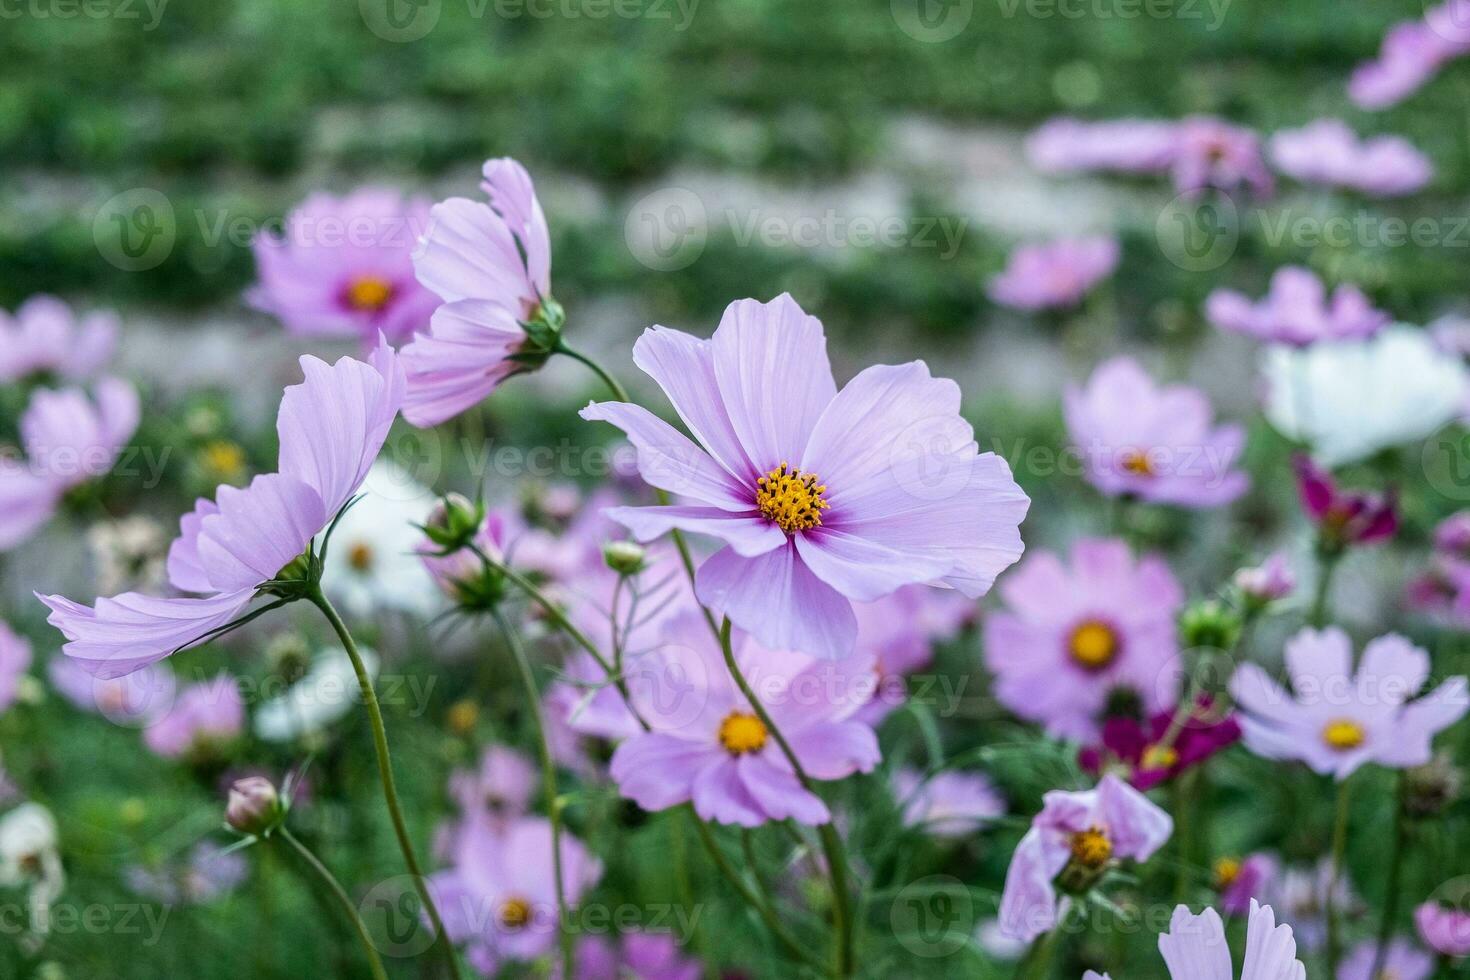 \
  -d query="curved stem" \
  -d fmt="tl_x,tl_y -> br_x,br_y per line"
279,827 -> 390,980
308,588 -> 463,980
1326,776 -> 1353,980
717,619 -> 854,978
557,342 -> 631,403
